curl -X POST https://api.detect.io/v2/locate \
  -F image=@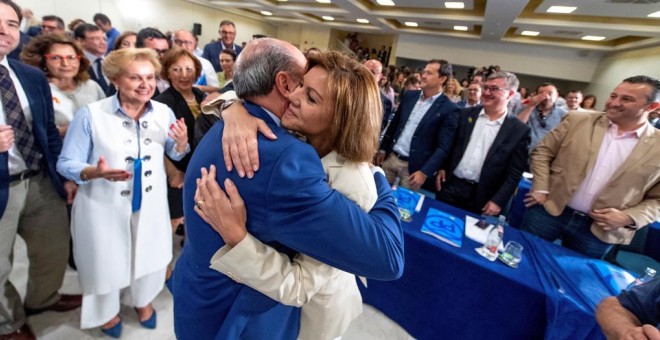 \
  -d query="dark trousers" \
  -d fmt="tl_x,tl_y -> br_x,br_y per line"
436,175 -> 480,214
